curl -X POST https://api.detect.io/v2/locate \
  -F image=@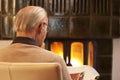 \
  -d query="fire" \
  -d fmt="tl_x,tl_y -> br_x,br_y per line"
71,42 -> 84,67
50,41 -> 94,67
50,42 -> 63,58
71,58 -> 83,67
88,41 -> 94,66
